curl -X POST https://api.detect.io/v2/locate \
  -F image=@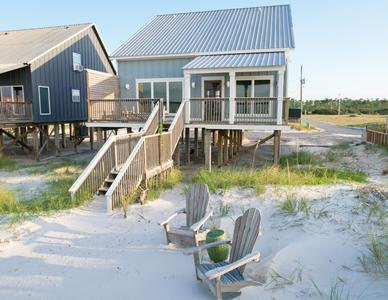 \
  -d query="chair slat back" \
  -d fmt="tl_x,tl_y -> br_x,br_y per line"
229,208 -> 262,275
186,183 -> 210,227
